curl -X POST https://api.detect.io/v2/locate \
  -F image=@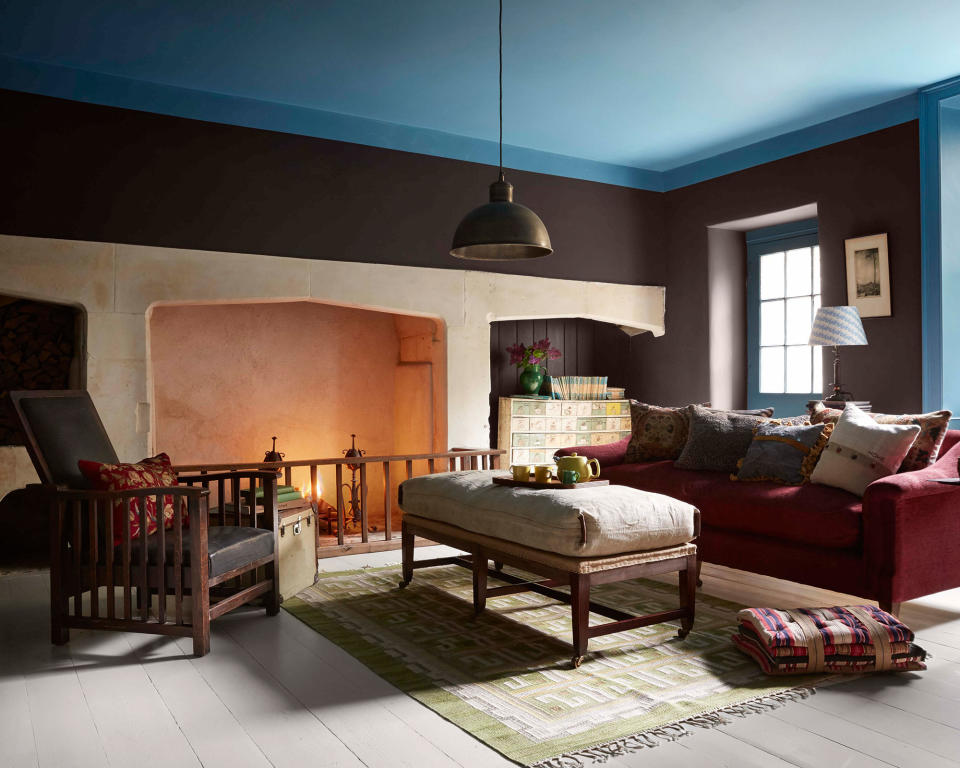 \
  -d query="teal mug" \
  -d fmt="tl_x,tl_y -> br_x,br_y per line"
560,469 -> 581,484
